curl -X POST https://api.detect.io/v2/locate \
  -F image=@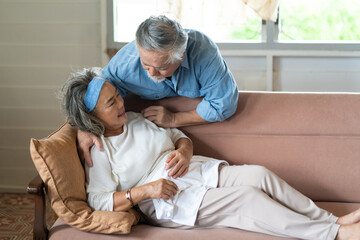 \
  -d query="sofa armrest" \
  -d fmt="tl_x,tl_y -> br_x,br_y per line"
27,174 -> 49,240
